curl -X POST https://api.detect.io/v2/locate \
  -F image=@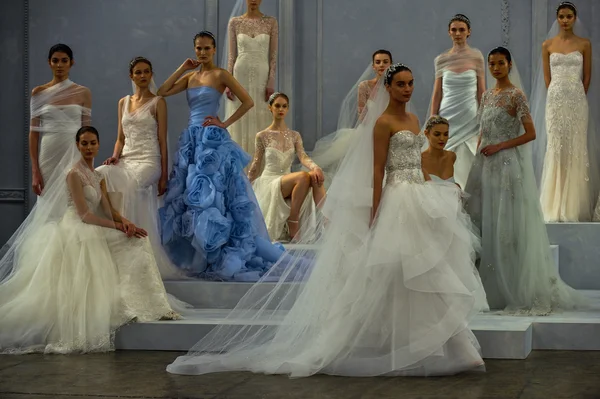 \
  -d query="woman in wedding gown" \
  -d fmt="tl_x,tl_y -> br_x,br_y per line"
464,47 -> 584,314
421,115 -> 458,186
0,126 -> 178,355
96,57 -> 185,280
535,2 -> 592,222
248,92 -> 326,241
156,31 -> 284,282
310,49 -> 393,186
166,63 -> 485,378
225,0 -> 278,158
29,43 -> 91,197
429,14 -> 485,188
